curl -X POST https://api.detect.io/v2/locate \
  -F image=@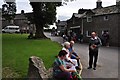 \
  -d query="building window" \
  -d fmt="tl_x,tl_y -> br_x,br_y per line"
102,30 -> 104,34
86,31 -> 91,37
87,16 -> 92,22
104,16 -> 108,20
